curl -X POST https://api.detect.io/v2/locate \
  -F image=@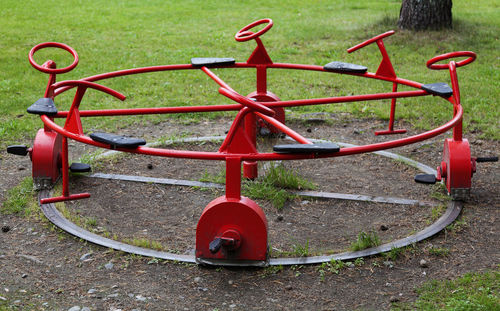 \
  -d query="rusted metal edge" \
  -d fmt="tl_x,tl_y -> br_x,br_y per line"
38,190 -> 461,266
38,137 -> 454,266
88,173 -> 434,207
